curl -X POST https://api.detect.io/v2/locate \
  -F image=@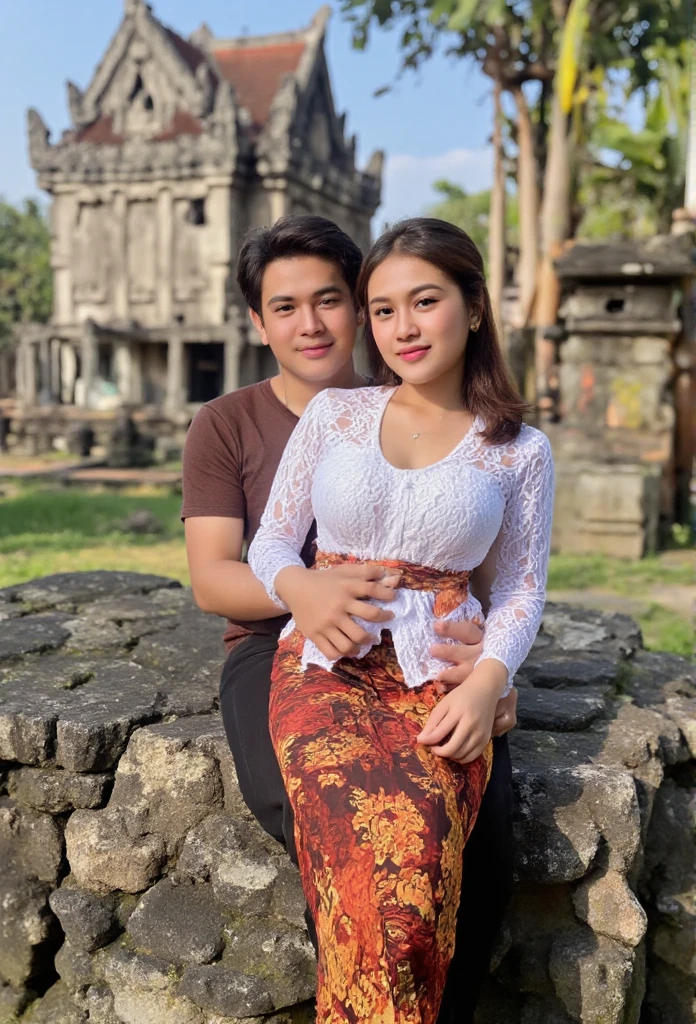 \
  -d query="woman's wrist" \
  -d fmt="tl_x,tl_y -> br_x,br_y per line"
468,658 -> 509,697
